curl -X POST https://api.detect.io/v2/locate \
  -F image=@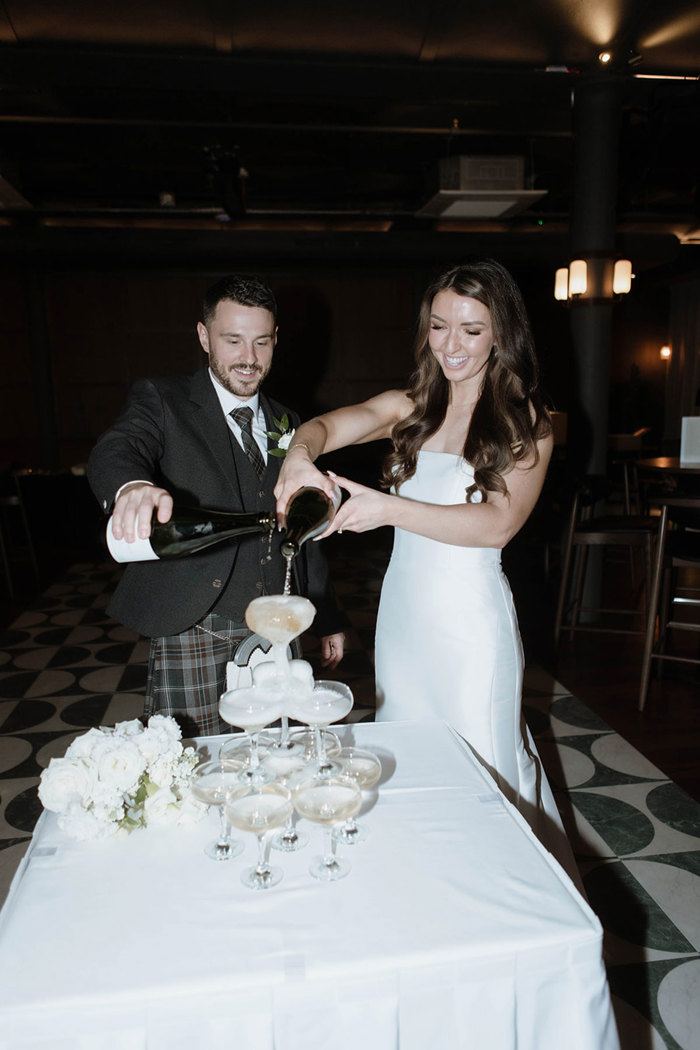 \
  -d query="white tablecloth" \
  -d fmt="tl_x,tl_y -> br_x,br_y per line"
0,721 -> 619,1050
